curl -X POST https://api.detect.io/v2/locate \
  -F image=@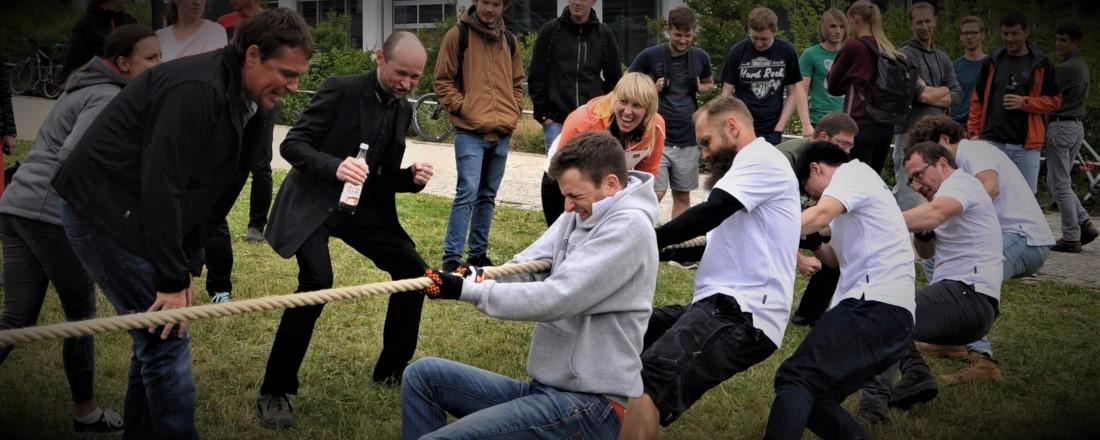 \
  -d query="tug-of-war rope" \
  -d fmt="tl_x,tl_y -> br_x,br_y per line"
0,260 -> 555,347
